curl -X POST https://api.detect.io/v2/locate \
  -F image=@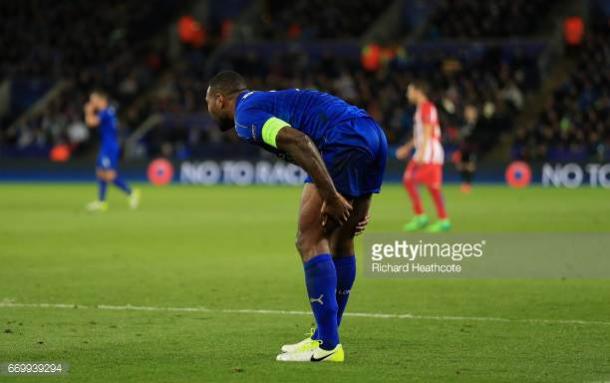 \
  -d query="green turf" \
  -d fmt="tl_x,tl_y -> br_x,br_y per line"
0,184 -> 609,382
